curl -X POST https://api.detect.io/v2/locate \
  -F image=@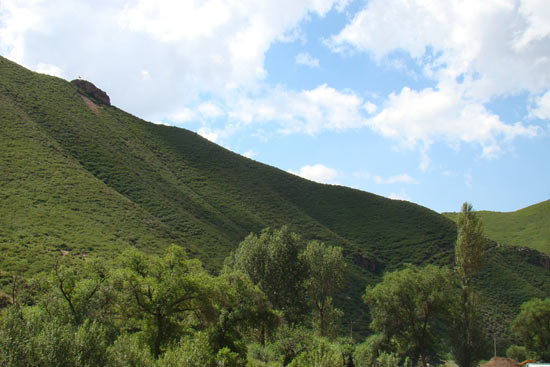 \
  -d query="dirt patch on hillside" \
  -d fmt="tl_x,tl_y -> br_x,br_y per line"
481,357 -> 520,367
81,95 -> 99,115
